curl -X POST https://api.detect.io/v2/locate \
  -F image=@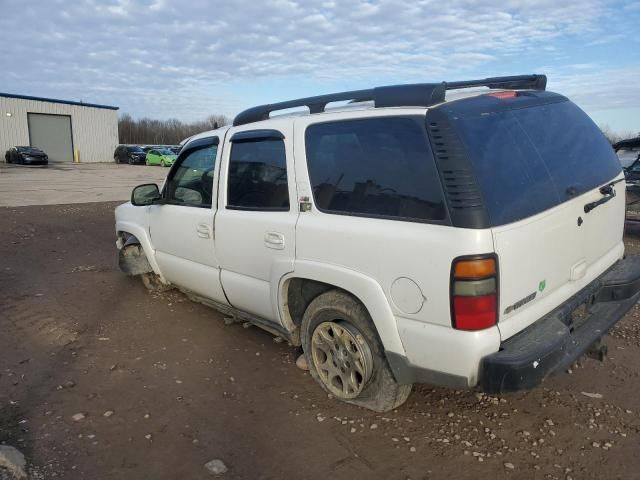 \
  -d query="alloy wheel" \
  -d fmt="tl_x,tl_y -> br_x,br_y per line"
310,321 -> 373,399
